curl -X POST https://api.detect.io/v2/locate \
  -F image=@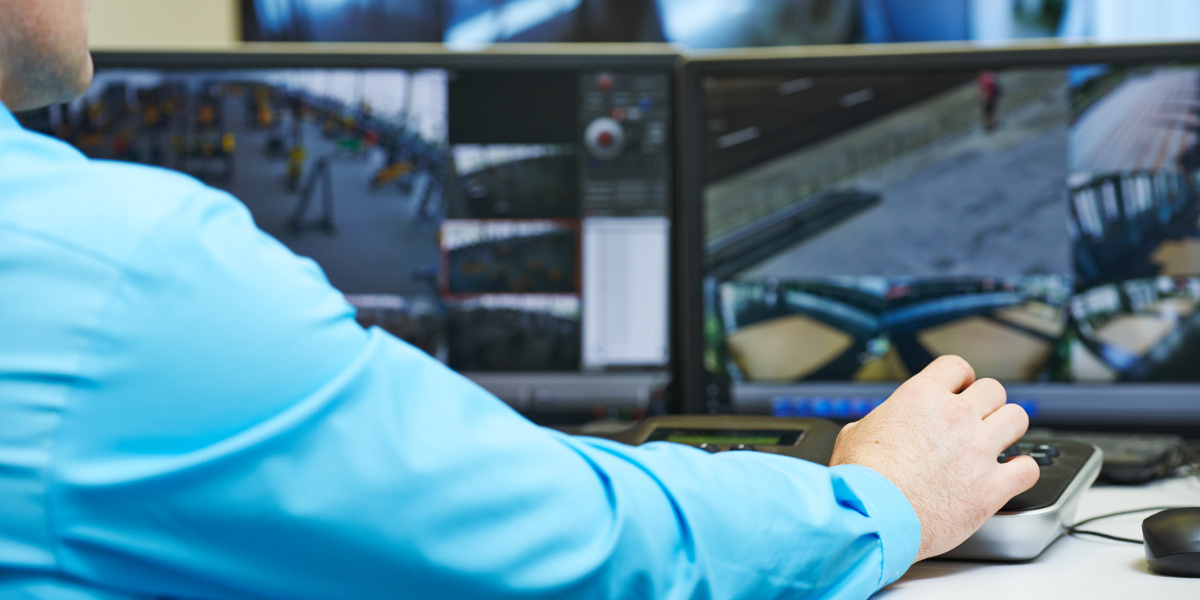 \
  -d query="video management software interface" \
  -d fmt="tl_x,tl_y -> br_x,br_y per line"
699,61 -> 1200,419
28,63 -> 673,416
